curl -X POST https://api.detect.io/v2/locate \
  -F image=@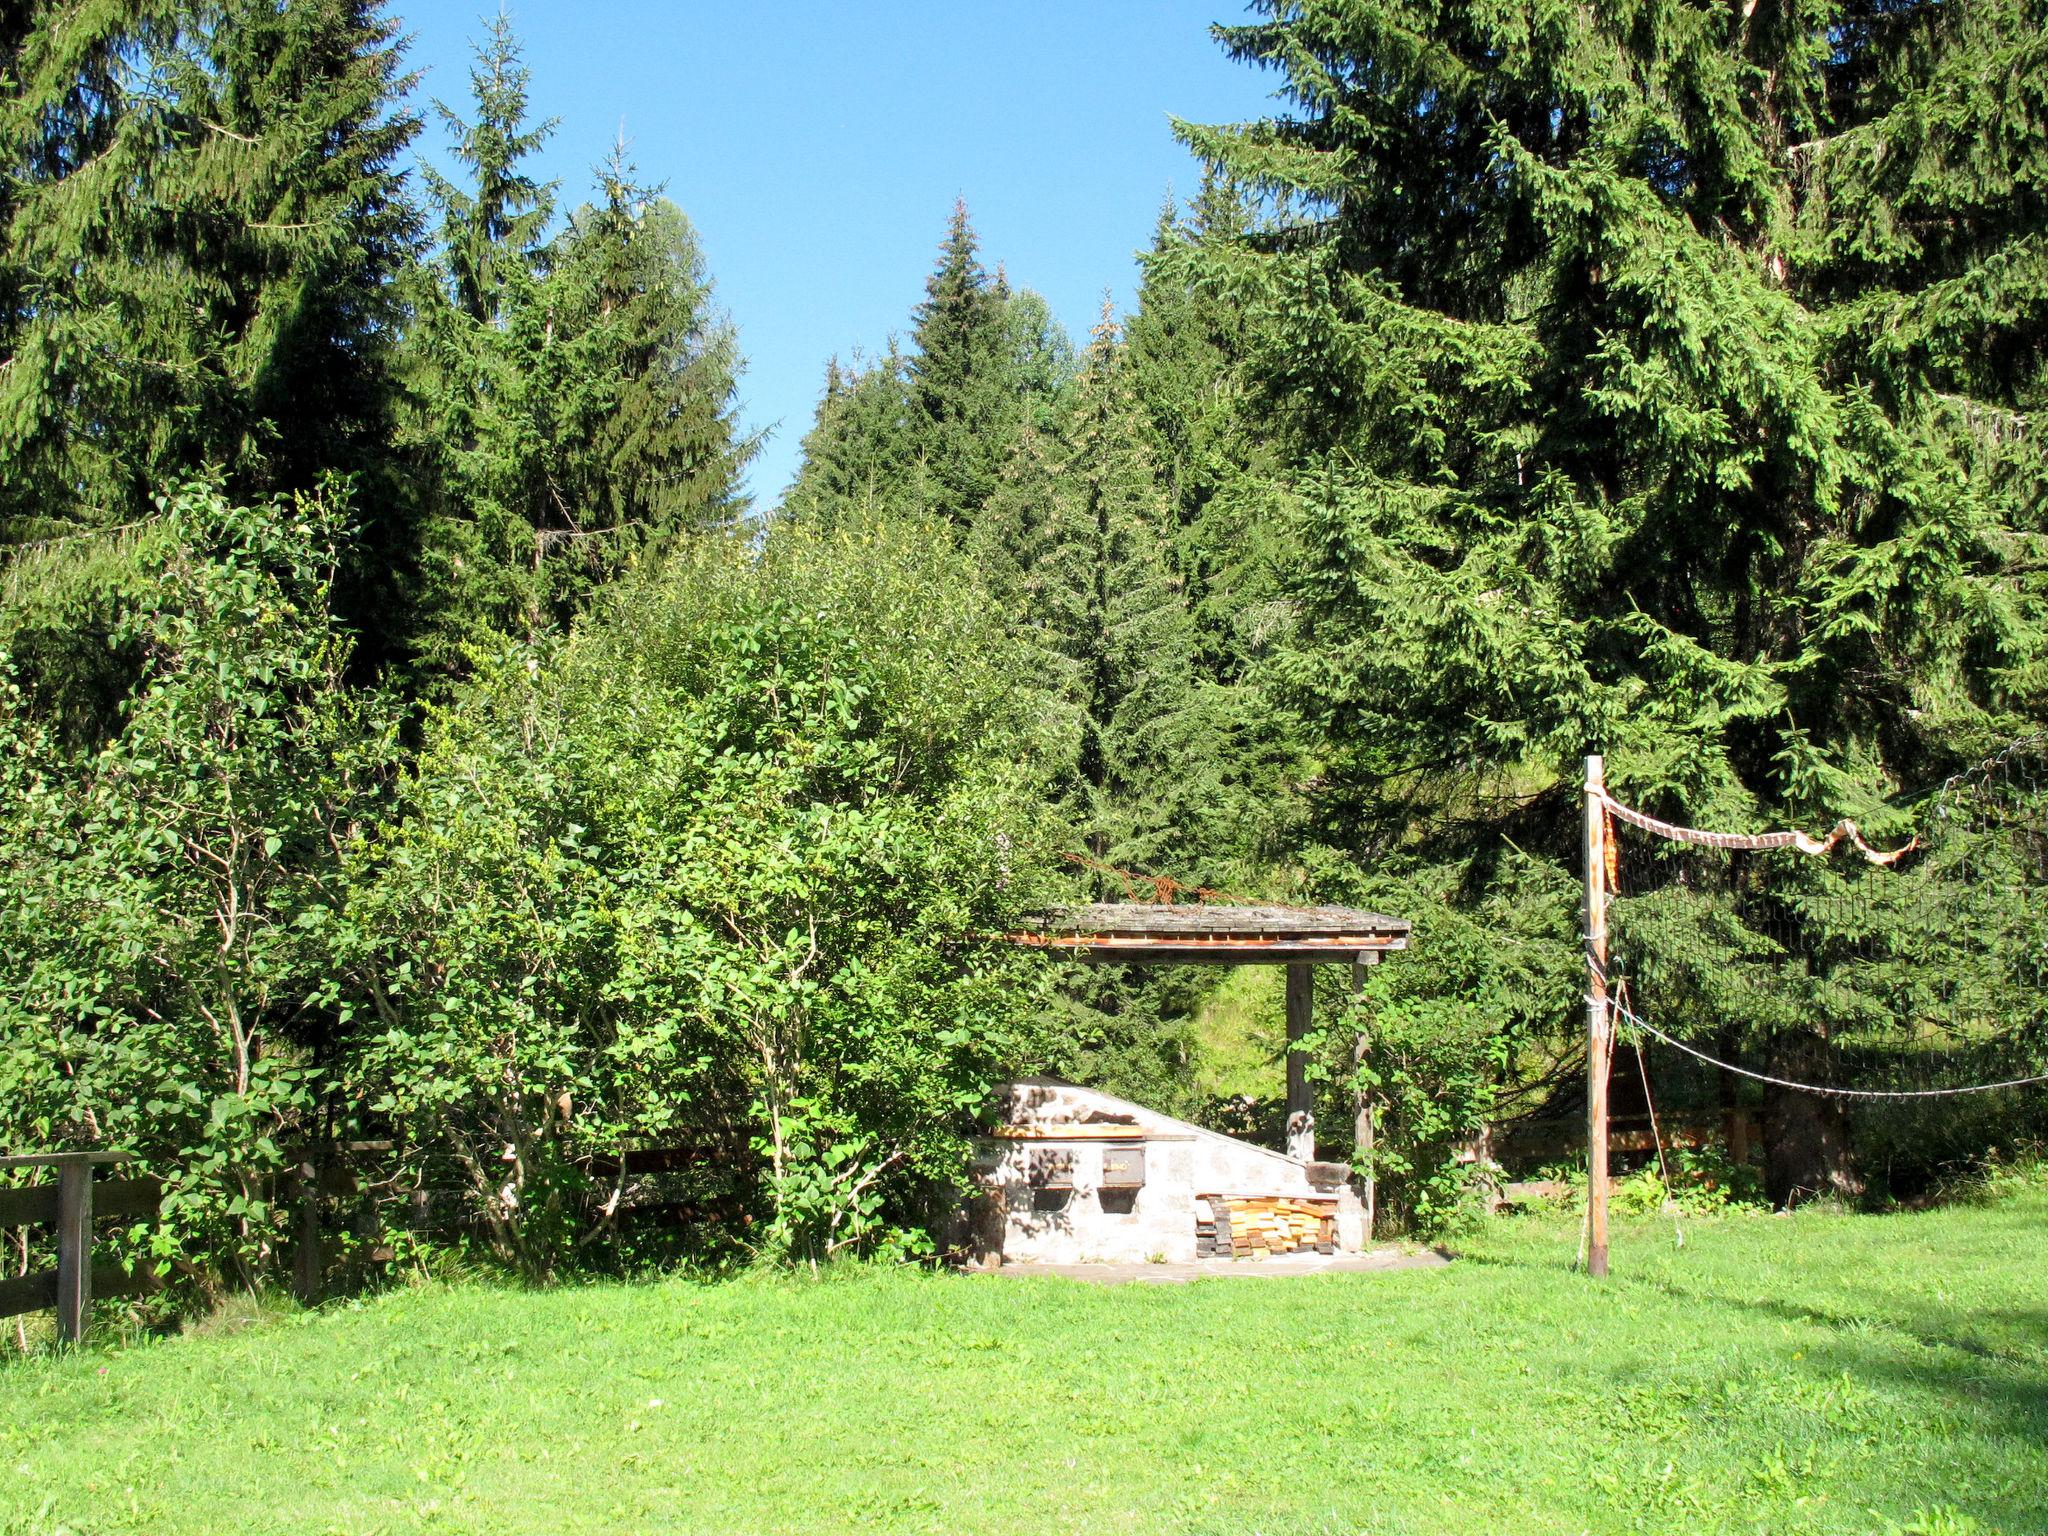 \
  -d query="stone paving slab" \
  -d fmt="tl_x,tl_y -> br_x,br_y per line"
981,1245 -> 1451,1284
